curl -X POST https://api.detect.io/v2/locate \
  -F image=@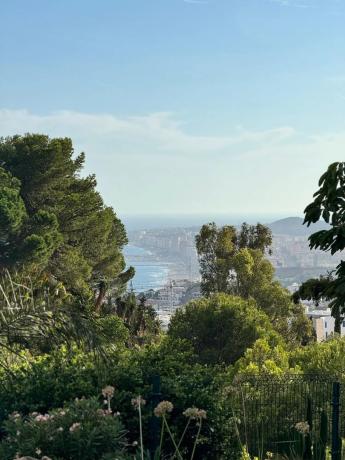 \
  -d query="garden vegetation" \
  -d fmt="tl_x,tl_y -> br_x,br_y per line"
0,135 -> 344,460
